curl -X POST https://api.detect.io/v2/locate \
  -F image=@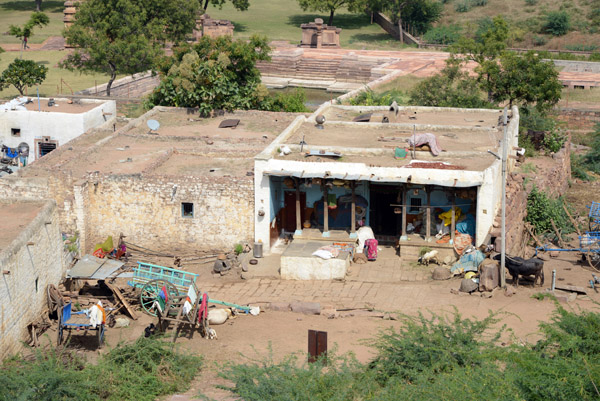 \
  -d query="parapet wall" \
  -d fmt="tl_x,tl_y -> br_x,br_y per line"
0,200 -> 64,360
